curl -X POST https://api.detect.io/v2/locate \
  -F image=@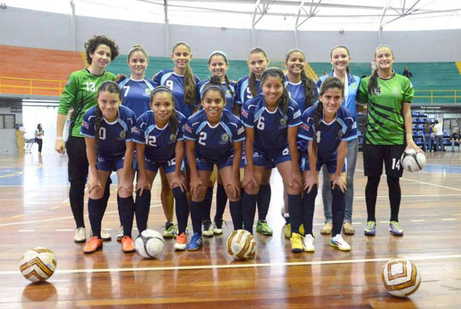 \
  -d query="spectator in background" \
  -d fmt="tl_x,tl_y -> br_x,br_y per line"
35,123 -> 44,154
451,129 -> 460,151
403,66 -> 413,79
423,121 -> 434,152
322,71 -> 328,76
434,120 -> 445,152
